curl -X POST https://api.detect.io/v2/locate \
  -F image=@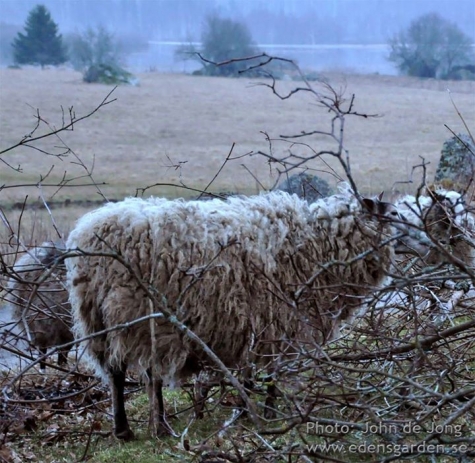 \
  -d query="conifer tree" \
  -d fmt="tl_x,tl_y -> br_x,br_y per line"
12,4 -> 67,67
